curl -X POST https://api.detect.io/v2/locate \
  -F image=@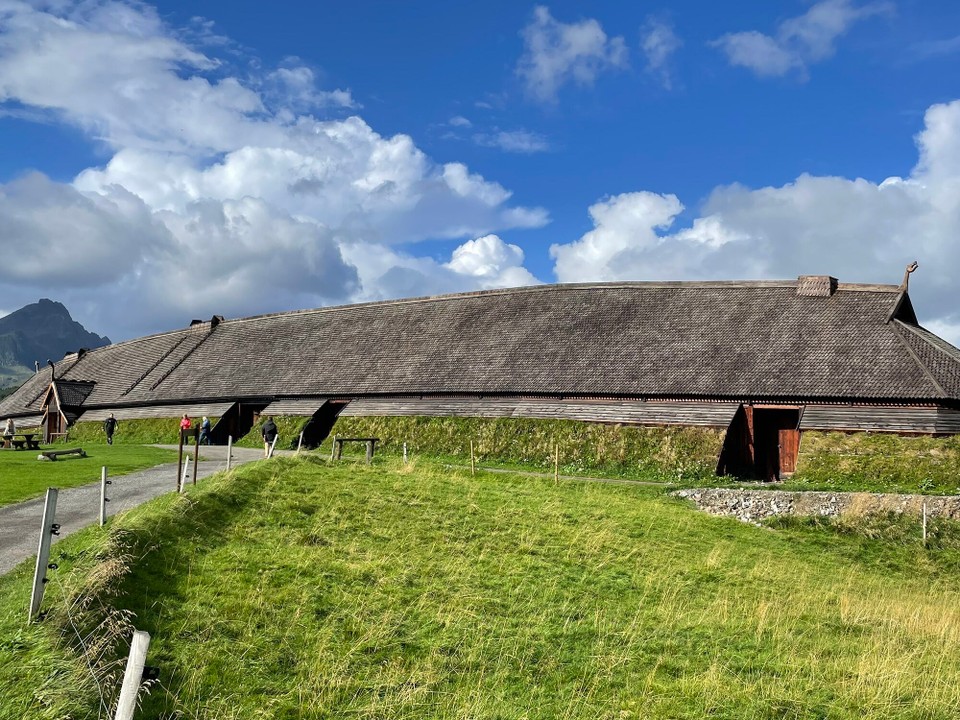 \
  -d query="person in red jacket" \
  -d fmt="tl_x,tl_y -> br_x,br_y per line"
180,414 -> 192,444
